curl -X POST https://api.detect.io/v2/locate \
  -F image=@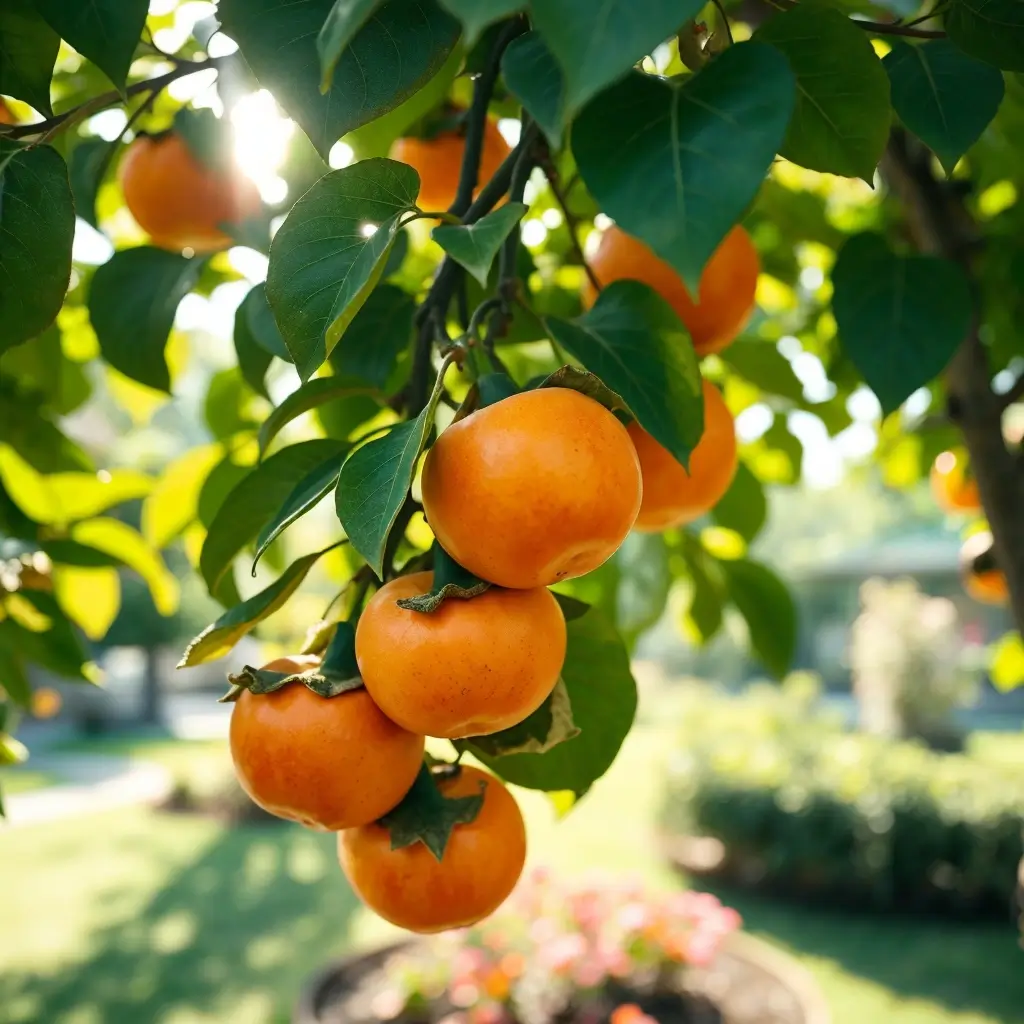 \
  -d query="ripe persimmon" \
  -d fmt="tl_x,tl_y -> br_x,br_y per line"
585,225 -> 759,357
628,380 -> 737,531
960,532 -> 1008,604
229,655 -> 424,830
120,131 -> 261,253
338,765 -> 526,933
390,115 -> 510,212
931,449 -> 981,514
356,571 -> 566,739
421,387 -> 642,589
